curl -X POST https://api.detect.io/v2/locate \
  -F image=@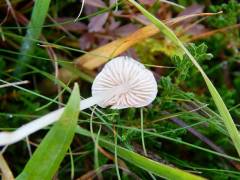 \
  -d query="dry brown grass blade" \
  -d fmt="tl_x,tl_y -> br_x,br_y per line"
189,23 -> 240,42
0,155 -> 14,180
74,12 -> 222,71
